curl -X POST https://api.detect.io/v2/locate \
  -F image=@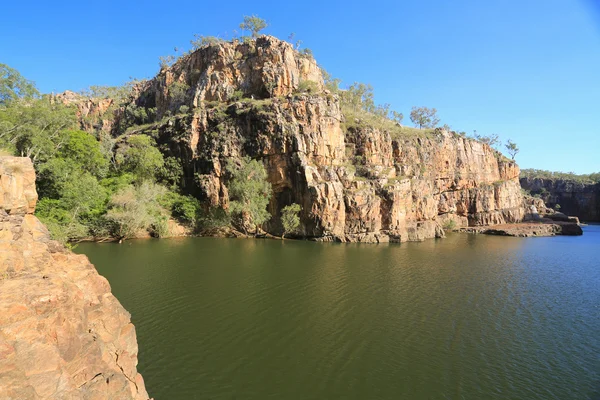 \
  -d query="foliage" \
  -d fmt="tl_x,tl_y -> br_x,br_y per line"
409,106 -> 440,129
190,35 -> 225,50
505,139 -> 519,160
226,156 -> 272,234
281,203 -> 301,238
296,80 -> 319,94
300,48 -> 313,58
239,15 -> 268,38
116,135 -> 165,181
341,82 -> 375,112
473,132 -> 499,149
0,63 -> 38,104
159,55 -> 176,70
0,96 -> 78,162
442,219 -> 457,231
321,69 -> 341,93
105,181 -> 168,239
159,191 -> 201,225
391,111 -> 404,124
168,81 -> 189,111
520,169 -> 600,184
554,203 -> 561,211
